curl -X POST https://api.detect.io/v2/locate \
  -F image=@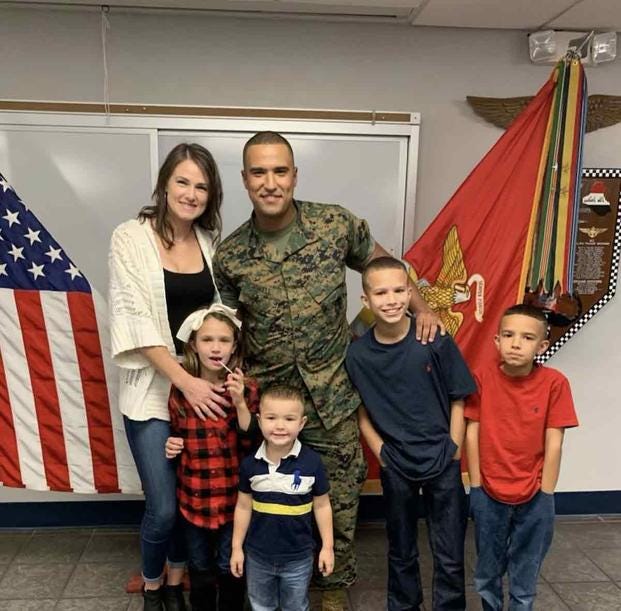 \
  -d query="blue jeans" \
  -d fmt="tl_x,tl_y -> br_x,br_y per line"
184,519 -> 233,575
470,487 -> 555,611
246,552 -> 313,611
381,460 -> 467,611
124,416 -> 186,582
